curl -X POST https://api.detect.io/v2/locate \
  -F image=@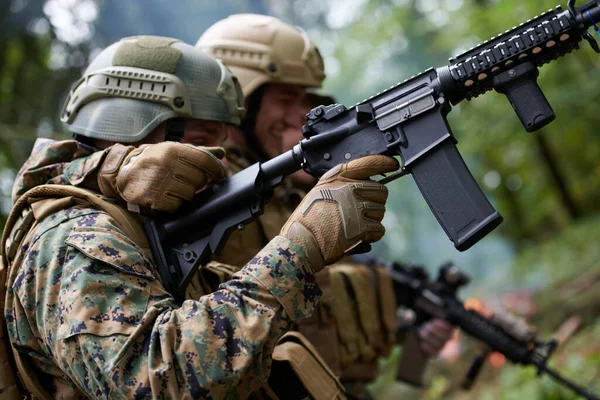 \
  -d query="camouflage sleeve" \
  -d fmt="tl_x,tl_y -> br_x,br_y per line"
9,208 -> 321,399
12,138 -> 102,202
